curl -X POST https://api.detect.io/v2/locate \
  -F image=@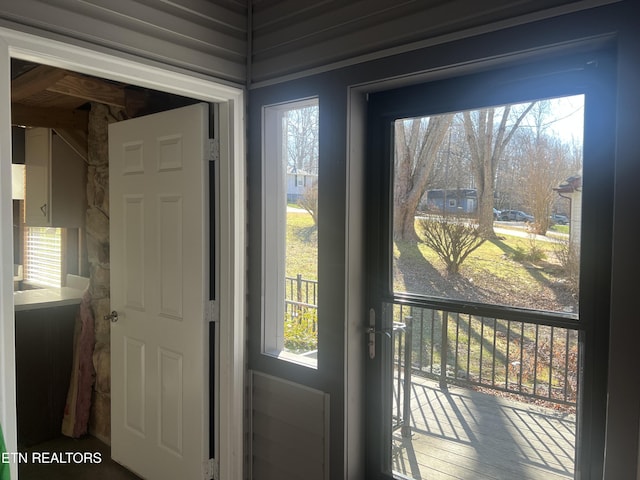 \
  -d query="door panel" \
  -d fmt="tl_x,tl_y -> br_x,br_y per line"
109,103 -> 209,480
364,53 -> 614,479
